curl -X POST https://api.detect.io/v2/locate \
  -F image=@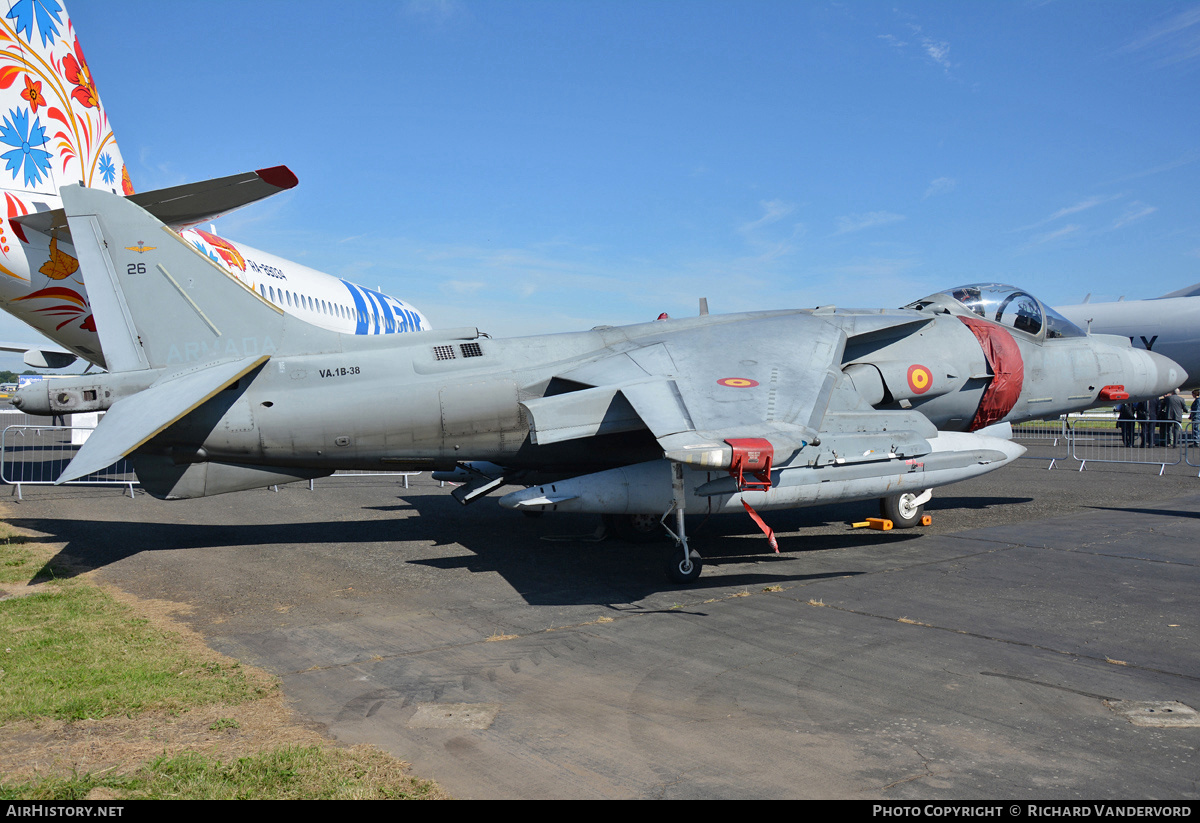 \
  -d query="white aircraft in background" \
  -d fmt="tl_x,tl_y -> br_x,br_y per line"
0,0 -> 428,371
1056,283 -> 1200,389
